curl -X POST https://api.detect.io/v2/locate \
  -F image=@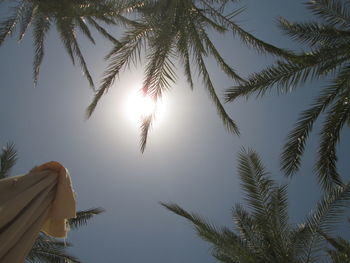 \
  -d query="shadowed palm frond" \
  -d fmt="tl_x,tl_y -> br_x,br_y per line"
68,207 -> 105,230
0,142 -> 17,179
26,233 -> 81,263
